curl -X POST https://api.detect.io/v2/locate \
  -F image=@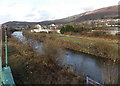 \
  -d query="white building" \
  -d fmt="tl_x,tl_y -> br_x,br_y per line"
31,24 -> 60,33
35,24 -> 42,29
50,24 -> 56,27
